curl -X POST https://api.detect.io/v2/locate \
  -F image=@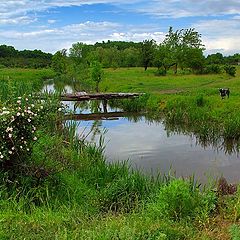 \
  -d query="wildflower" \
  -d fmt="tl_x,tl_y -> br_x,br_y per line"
16,112 -> 20,116
25,98 -> 28,101
31,104 -> 35,107
24,141 -> 27,144
33,136 -> 37,141
26,148 -> 30,151
20,146 -> 23,149
27,119 -> 31,122
0,155 -> 3,159
58,108 -> 62,112
6,127 -> 13,132
0,111 -> 10,115
8,151 -> 12,154
12,147 -> 15,150
18,97 -> 21,99
17,100 -> 21,104
8,134 -> 12,138
21,137 -> 24,140
40,106 -> 43,109
2,107 -> 6,110
21,113 -> 24,116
